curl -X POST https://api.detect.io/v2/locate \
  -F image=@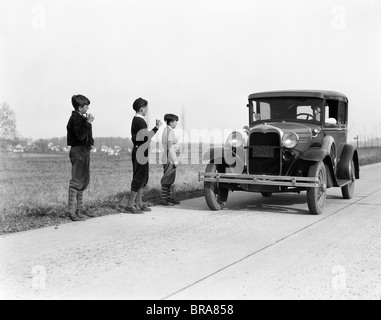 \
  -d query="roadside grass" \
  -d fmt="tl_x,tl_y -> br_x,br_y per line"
357,147 -> 381,166
1,146 -> 380,235
0,153 -> 205,235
